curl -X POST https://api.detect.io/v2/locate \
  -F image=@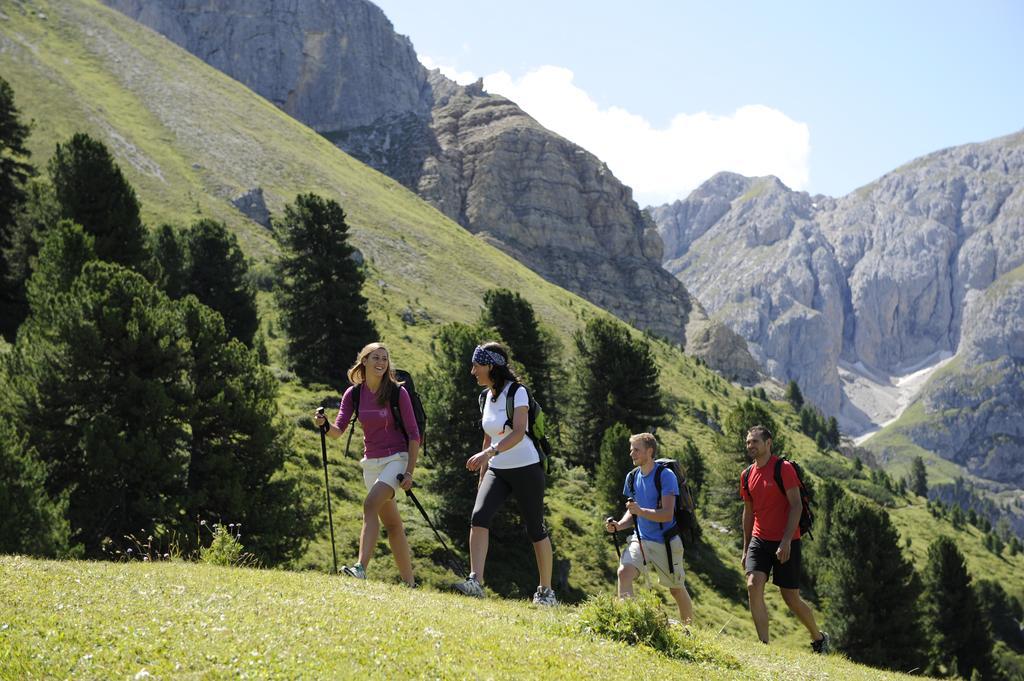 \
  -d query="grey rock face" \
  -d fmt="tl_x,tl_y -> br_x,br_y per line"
104,0 -> 746,360
653,133 -> 1024,484
101,0 -> 433,132
232,187 -> 270,228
